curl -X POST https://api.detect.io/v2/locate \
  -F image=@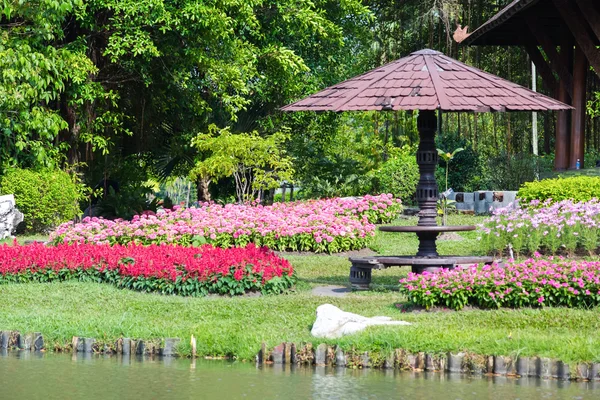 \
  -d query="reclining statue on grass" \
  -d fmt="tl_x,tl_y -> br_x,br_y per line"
0,194 -> 24,240
311,304 -> 411,339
